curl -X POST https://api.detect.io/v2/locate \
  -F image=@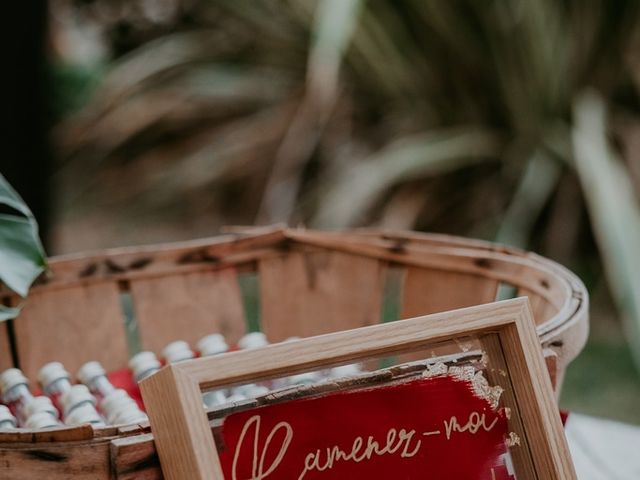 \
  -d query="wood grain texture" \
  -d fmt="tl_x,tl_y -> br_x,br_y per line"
259,250 -> 385,341
142,298 -> 575,480
141,366 -> 222,480
0,228 -> 287,297
110,433 -> 161,480
0,440 -> 110,480
0,321 -> 13,371
502,305 -> 577,478
398,268 -> 498,363
518,288 -> 558,325
482,333 -> 536,477
12,282 -> 129,379
130,268 -> 245,355
401,267 -> 499,318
